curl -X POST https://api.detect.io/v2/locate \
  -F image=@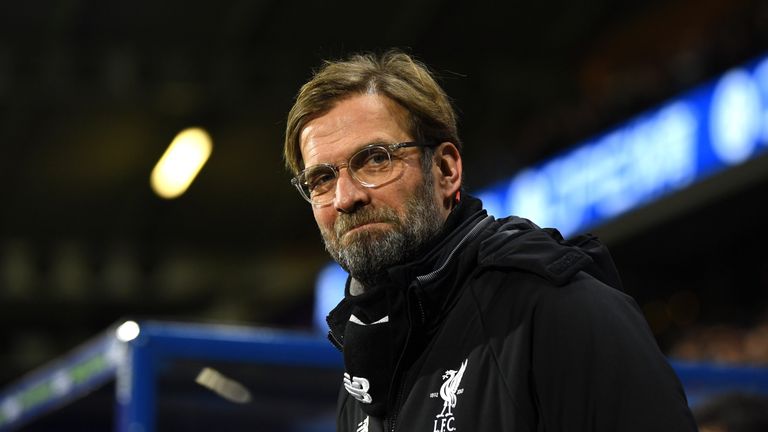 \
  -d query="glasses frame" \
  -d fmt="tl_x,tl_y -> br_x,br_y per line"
291,141 -> 437,206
